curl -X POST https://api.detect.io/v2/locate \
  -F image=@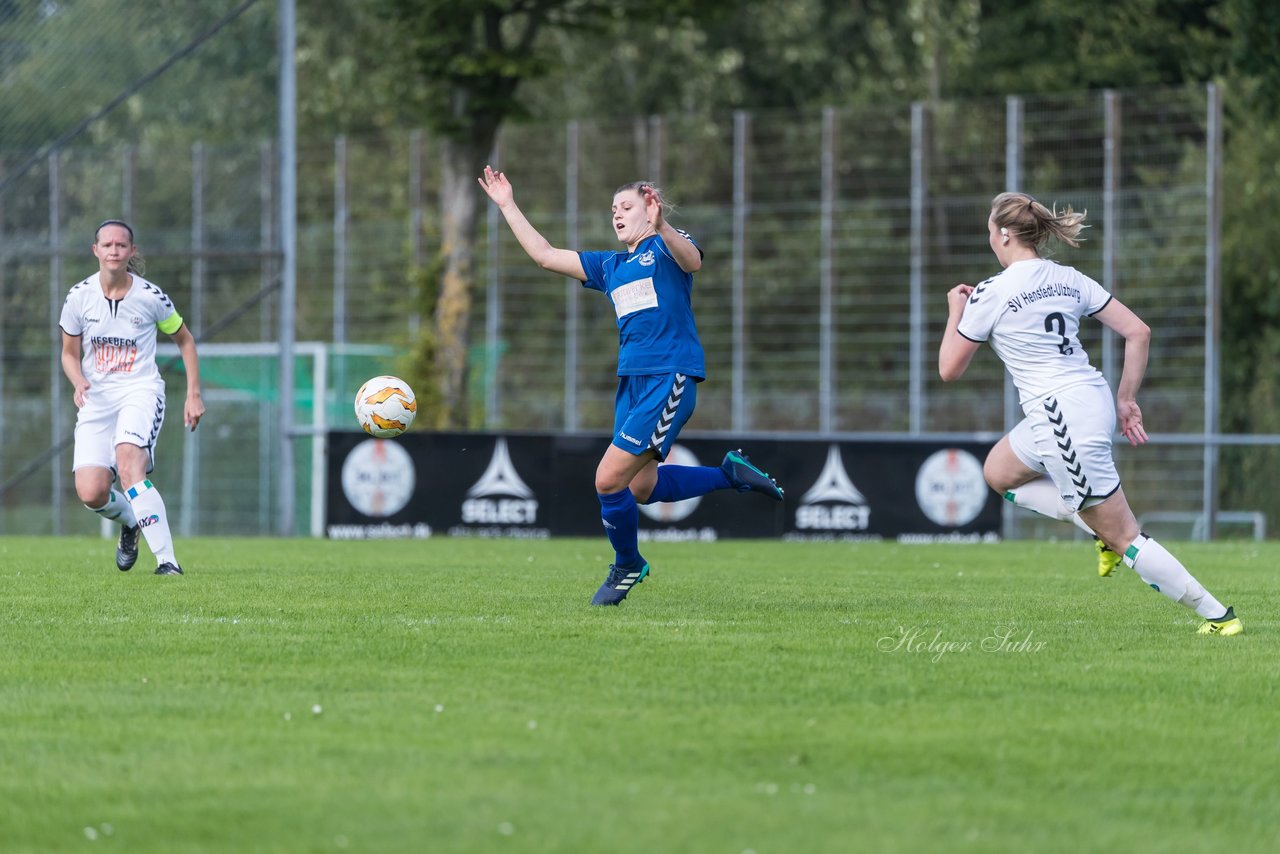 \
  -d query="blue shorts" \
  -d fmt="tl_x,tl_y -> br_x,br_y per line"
612,372 -> 697,461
